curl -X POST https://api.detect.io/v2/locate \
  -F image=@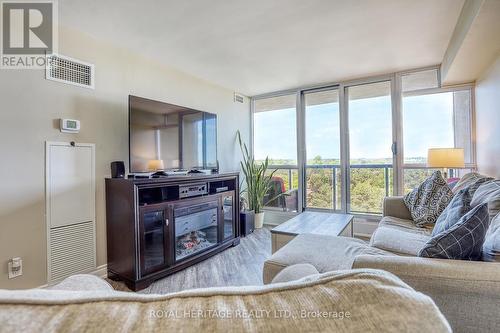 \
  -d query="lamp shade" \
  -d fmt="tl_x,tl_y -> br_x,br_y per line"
427,148 -> 465,168
147,159 -> 164,171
